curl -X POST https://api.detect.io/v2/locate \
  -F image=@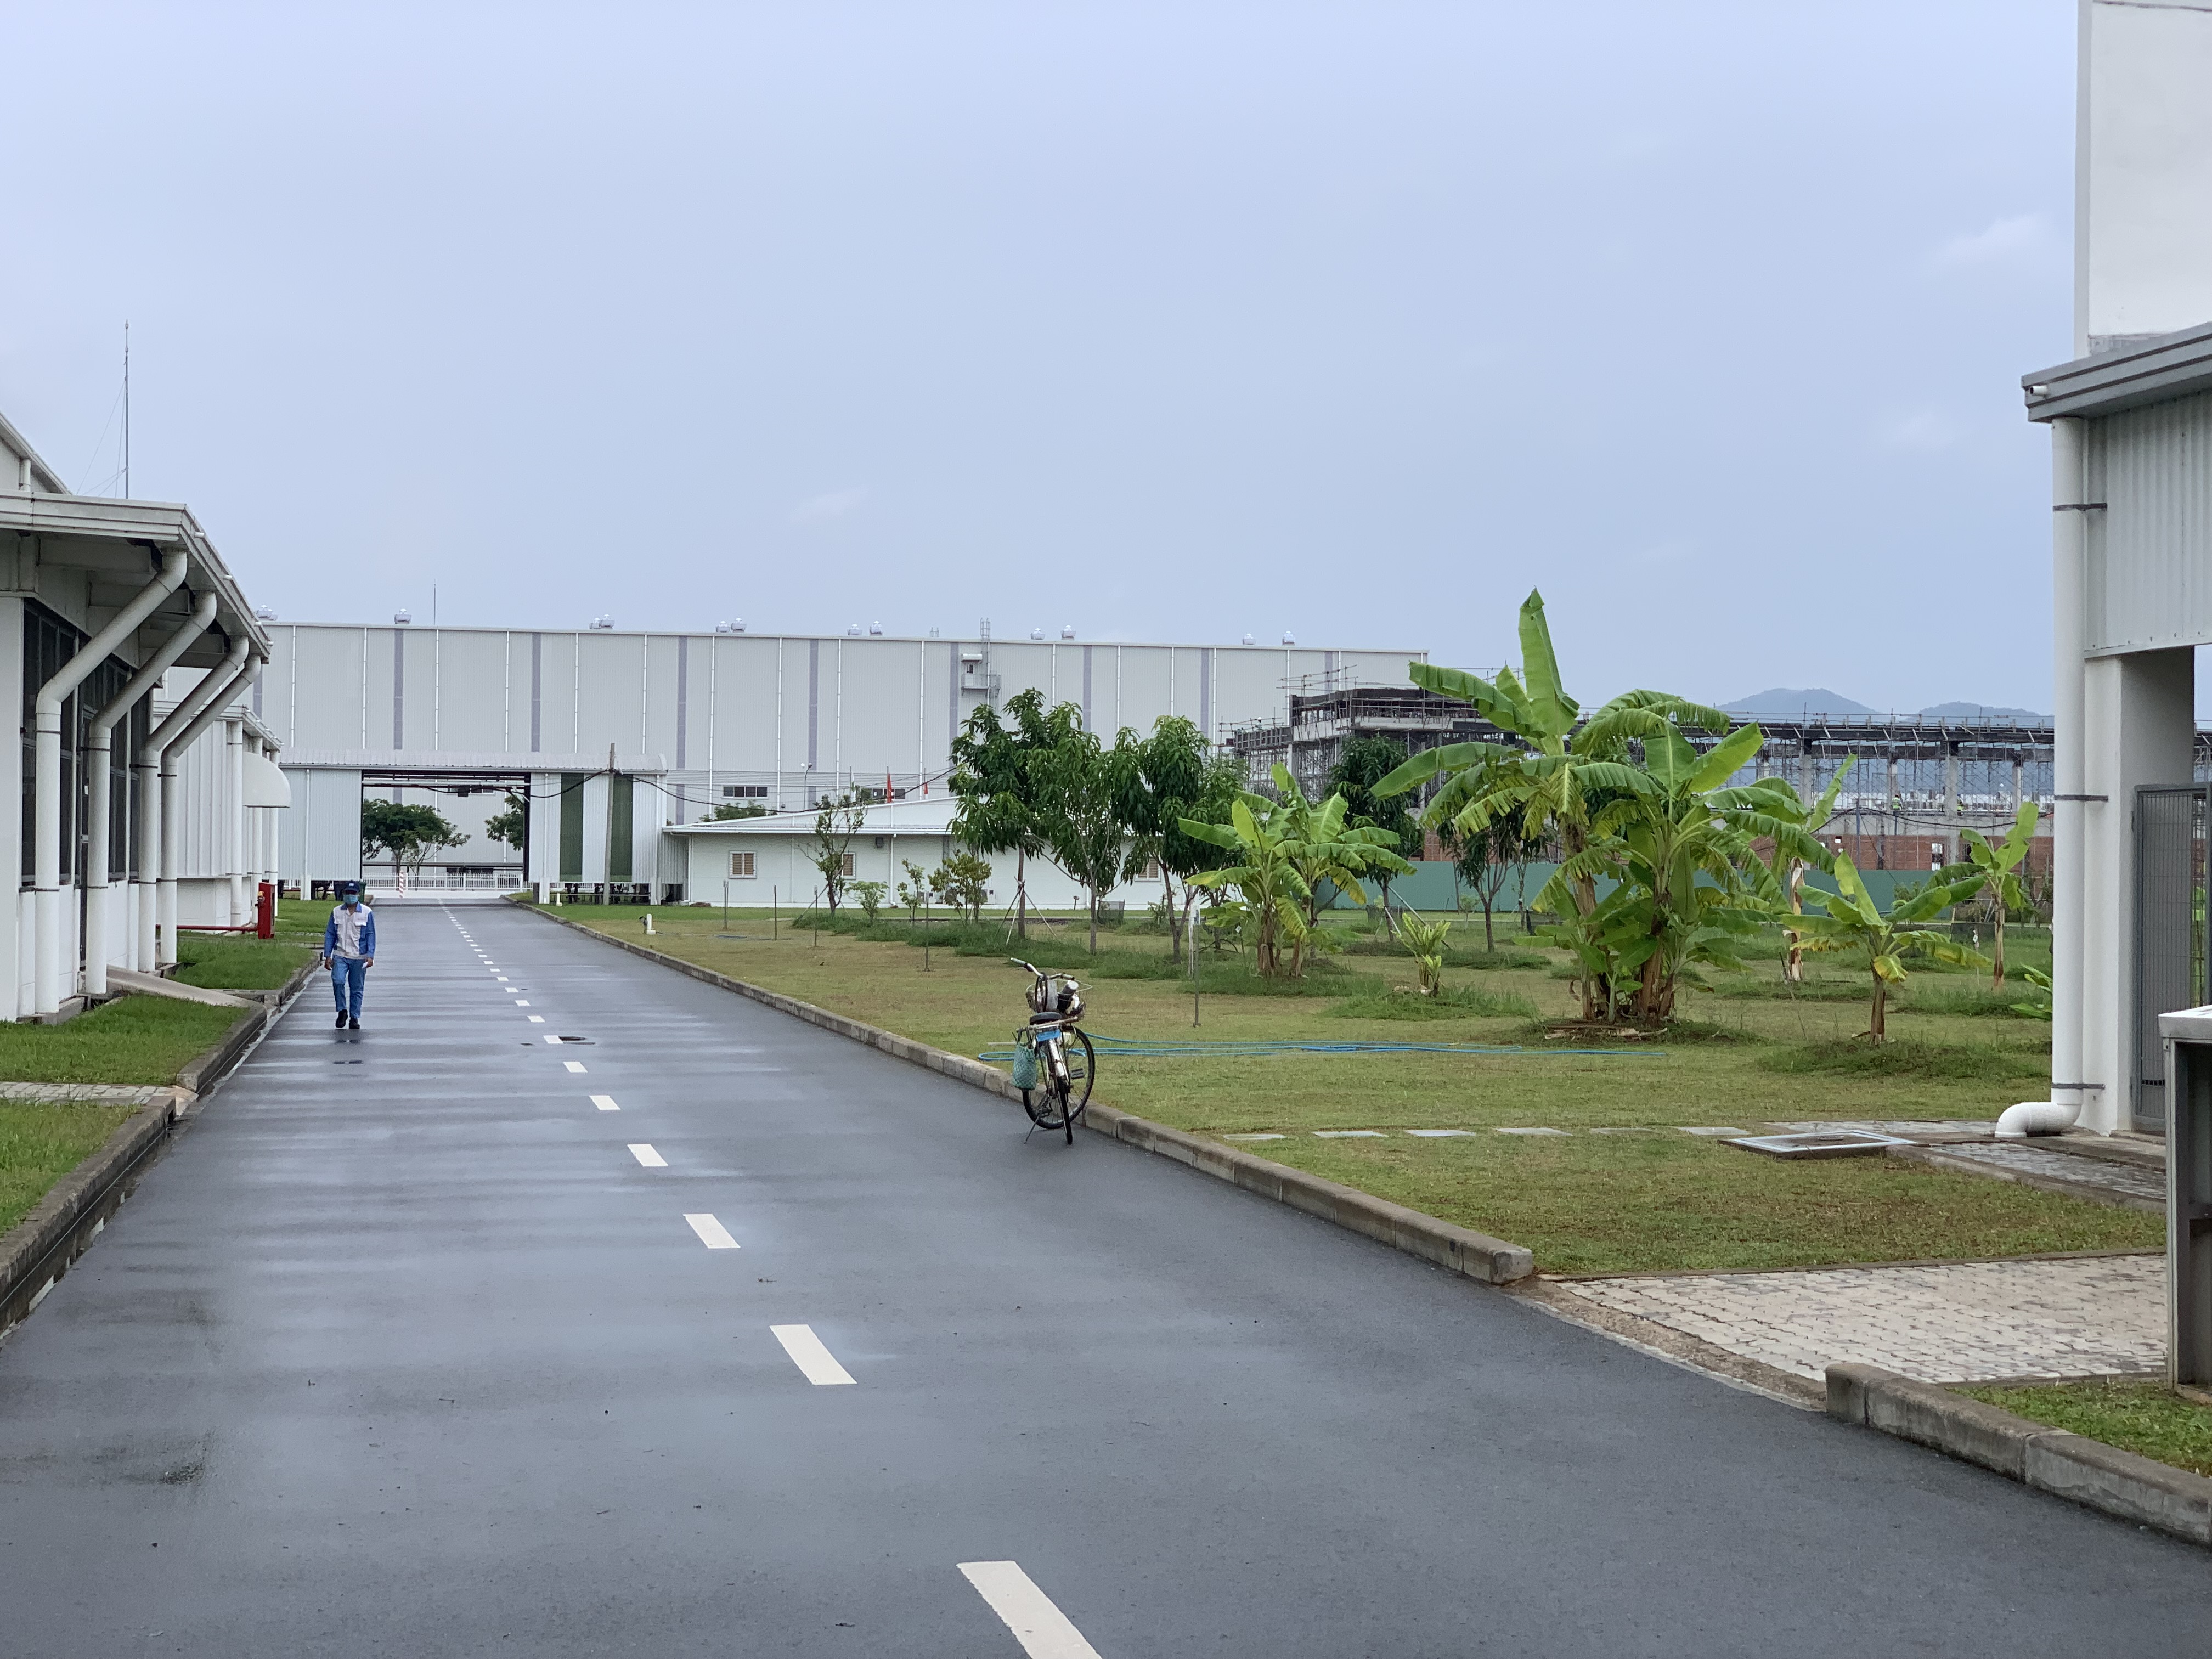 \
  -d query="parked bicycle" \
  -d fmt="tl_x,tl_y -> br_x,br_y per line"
1007,958 -> 1095,1143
